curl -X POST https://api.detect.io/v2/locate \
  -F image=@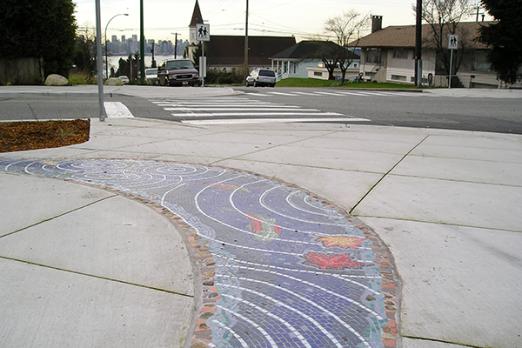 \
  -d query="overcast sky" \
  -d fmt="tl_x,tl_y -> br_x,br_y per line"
74,0 -> 480,41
